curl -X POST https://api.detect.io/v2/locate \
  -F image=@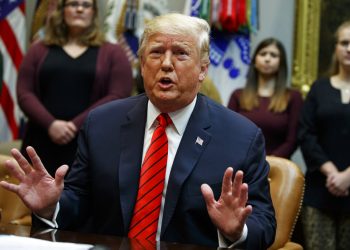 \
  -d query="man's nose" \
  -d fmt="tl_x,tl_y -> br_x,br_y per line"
161,51 -> 174,71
